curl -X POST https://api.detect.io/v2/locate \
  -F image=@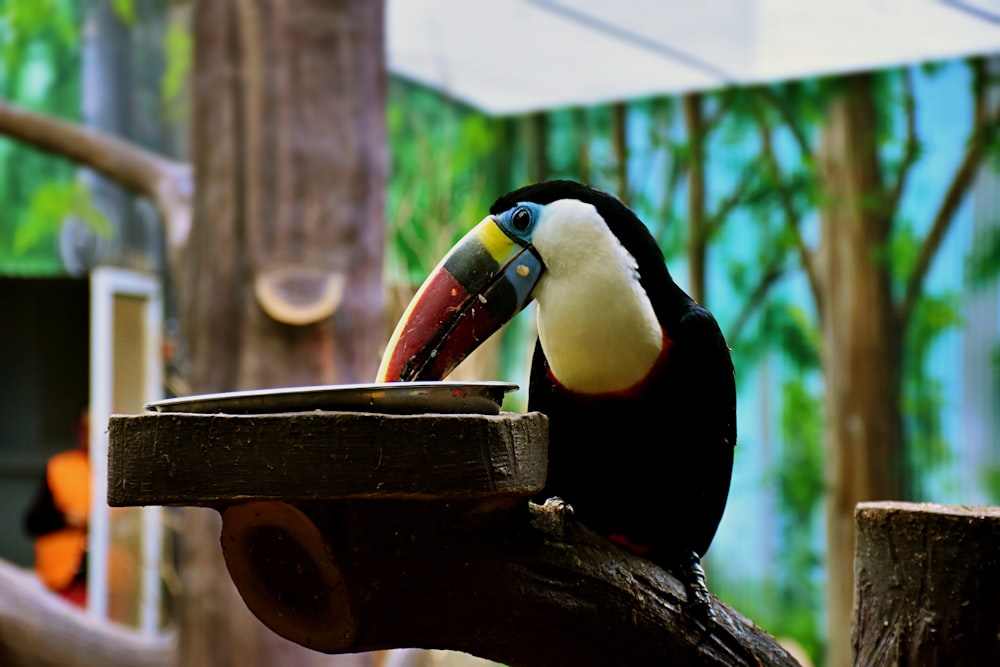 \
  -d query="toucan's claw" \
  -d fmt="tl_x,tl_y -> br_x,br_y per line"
676,551 -> 717,632
542,495 -> 575,518
531,496 -> 576,540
